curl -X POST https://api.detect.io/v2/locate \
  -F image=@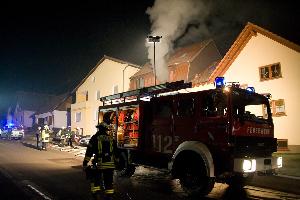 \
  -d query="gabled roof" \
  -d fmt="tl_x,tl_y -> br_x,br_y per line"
130,63 -> 153,78
72,55 -> 141,93
131,39 -> 213,79
168,39 -> 212,66
209,22 -> 300,83
192,61 -> 220,86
